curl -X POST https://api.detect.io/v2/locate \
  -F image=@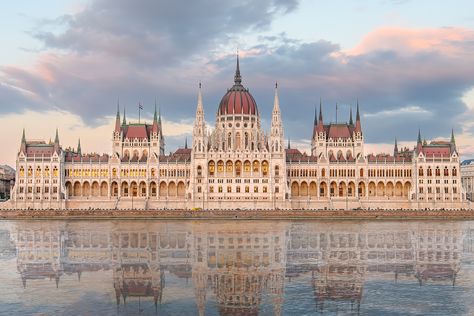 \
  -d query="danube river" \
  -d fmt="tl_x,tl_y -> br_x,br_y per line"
0,219 -> 473,315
